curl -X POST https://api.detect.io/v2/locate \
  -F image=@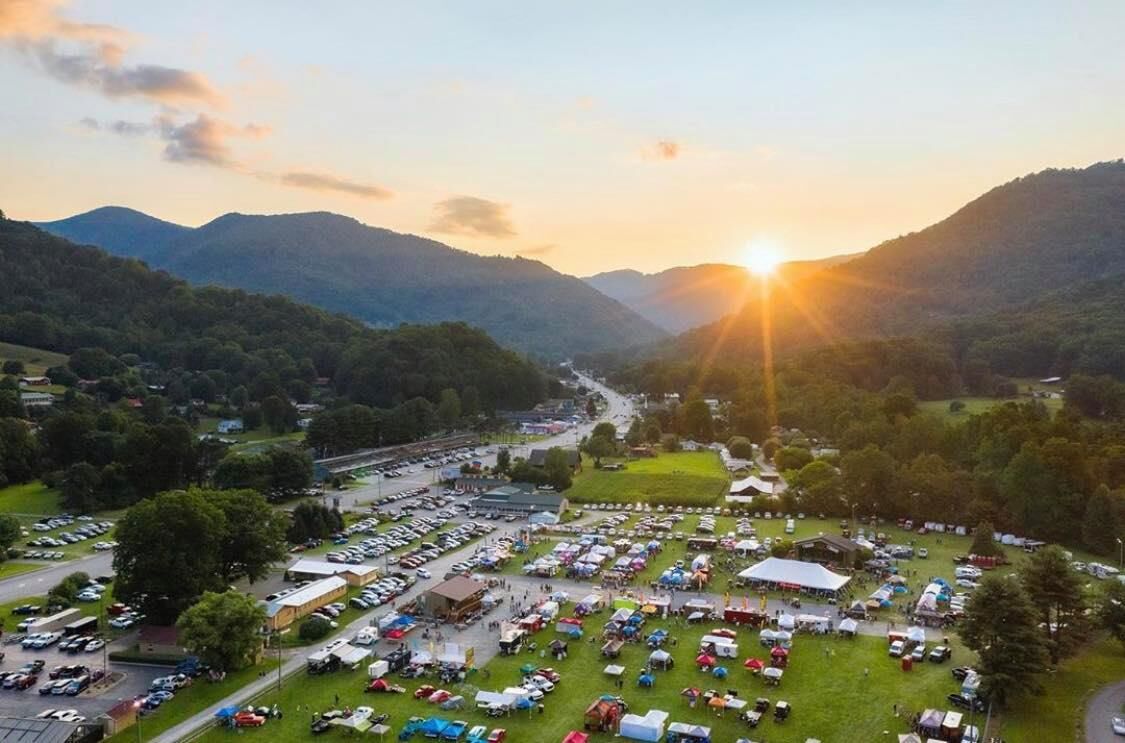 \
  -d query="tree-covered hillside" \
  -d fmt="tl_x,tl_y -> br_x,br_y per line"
37,210 -> 668,358
0,217 -> 546,411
